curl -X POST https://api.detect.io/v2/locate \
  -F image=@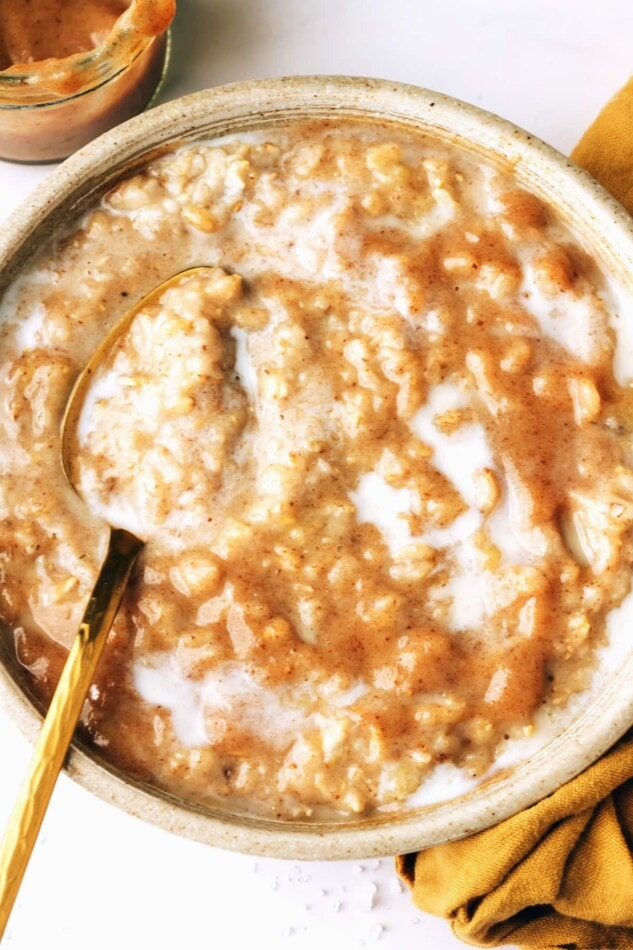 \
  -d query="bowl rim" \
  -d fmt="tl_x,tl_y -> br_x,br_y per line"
3,74 -> 633,860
